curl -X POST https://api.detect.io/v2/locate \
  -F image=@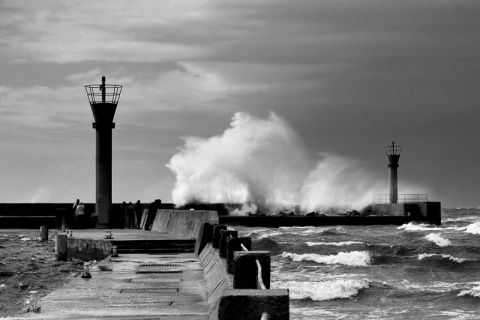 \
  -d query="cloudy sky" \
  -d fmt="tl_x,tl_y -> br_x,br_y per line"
1,0 -> 480,208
